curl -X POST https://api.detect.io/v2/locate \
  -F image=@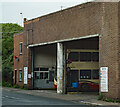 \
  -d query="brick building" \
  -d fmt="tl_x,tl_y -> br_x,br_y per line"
14,2 -> 120,100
